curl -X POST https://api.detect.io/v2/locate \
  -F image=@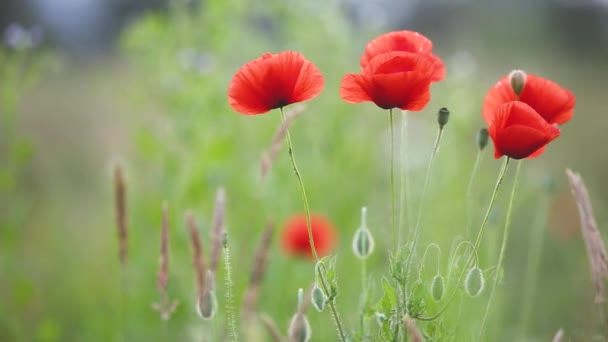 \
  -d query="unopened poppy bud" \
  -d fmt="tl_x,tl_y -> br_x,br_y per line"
196,271 -> 218,320
288,288 -> 312,342
288,313 -> 312,342
311,285 -> 326,312
437,107 -> 450,129
509,69 -> 526,96
352,207 -> 375,259
464,266 -> 485,297
430,274 -> 445,301
477,128 -> 489,151
196,289 -> 218,320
